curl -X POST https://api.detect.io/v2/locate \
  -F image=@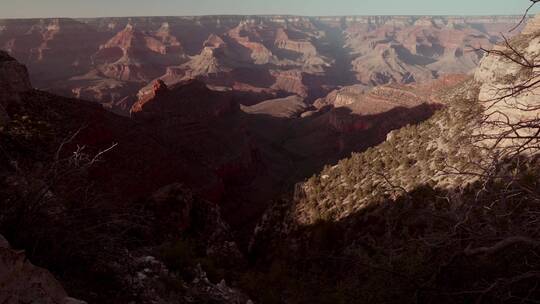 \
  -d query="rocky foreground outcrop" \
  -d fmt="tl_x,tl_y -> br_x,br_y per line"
474,14 -> 540,154
0,235 -> 86,304
0,50 -> 32,124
